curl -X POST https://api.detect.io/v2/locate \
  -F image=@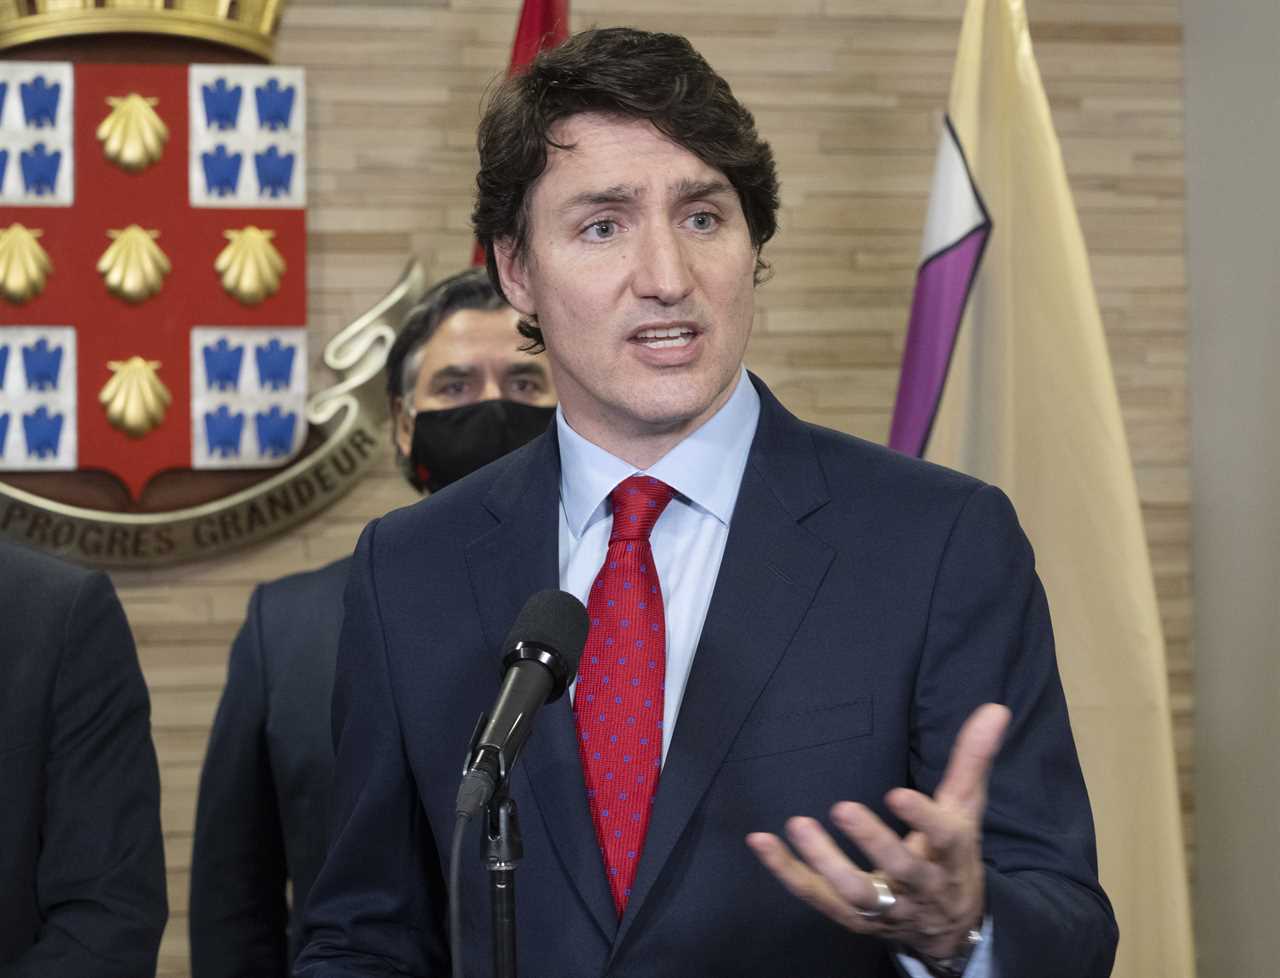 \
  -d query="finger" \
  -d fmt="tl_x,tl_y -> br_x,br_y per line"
745,830 -> 878,931
885,788 -> 971,866
781,816 -> 892,912
831,802 -> 944,895
934,703 -> 1010,814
